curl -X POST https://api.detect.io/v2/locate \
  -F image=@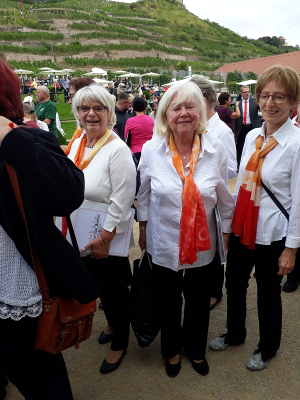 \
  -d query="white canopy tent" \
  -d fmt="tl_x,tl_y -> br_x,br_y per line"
237,79 -> 257,85
142,72 -> 161,84
37,67 -> 53,71
93,78 -> 113,84
14,69 -> 34,74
